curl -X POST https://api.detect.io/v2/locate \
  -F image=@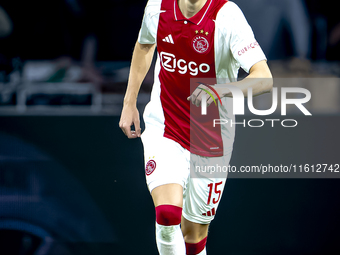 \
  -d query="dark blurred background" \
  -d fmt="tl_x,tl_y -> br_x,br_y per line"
0,0 -> 339,61
0,0 -> 340,254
